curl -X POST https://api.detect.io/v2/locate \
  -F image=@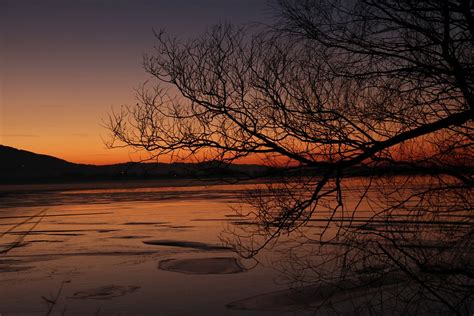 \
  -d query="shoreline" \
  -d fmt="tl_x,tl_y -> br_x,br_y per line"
0,177 -> 273,194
